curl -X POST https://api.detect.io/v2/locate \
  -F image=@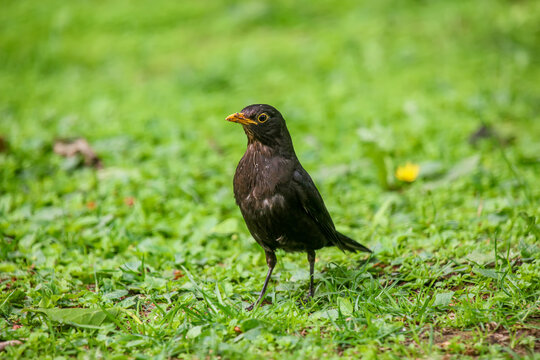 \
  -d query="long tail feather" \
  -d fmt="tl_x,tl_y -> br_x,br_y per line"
334,232 -> 372,253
